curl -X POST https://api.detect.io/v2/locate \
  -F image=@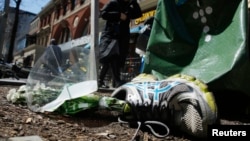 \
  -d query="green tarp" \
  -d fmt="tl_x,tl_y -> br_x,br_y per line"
143,0 -> 250,96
